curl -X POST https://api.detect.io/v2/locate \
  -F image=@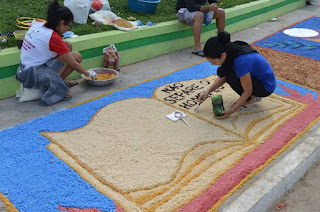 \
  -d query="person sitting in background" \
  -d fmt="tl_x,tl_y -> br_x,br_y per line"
16,0 -> 97,106
176,0 -> 225,57
198,31 -> 277,119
